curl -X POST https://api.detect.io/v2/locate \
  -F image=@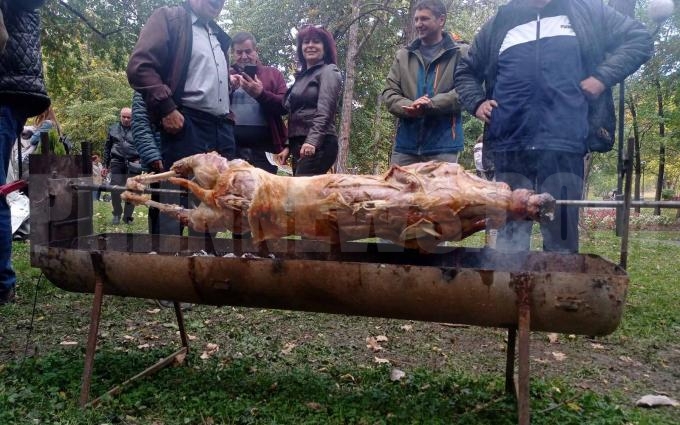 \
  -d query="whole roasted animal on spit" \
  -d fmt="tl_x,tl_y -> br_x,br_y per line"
122,152 -> 555,249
